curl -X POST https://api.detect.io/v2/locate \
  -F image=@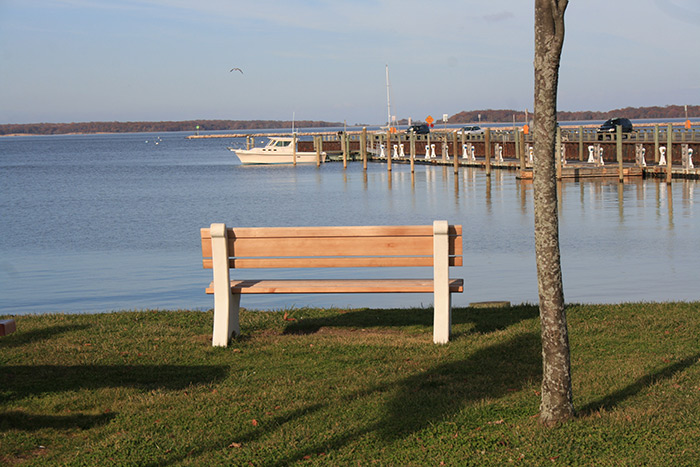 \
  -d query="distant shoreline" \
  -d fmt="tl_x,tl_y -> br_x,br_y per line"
1,105 -> 697,136
1,120 -> 695,138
